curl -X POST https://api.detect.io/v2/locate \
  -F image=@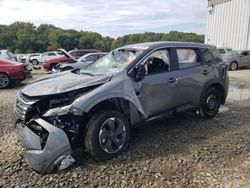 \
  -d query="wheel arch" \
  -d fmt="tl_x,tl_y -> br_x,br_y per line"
200,81 -> 227,105
87,97 -> 144,126
31,58 -> 38,62
0,72 -> 10,77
